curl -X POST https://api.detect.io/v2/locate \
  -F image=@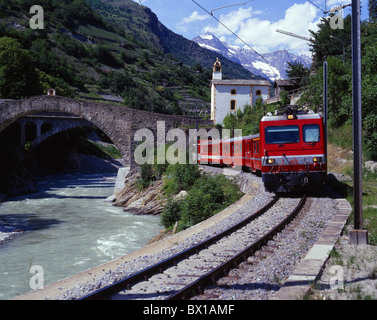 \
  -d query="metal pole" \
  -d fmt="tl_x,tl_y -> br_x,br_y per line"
323,61 -> 328,166
351,0 -> 363,231
195,101 -> 198,132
